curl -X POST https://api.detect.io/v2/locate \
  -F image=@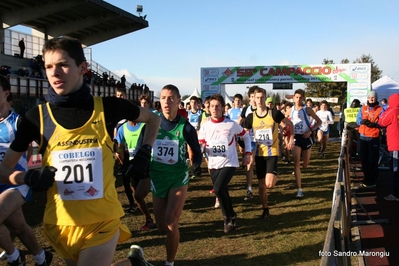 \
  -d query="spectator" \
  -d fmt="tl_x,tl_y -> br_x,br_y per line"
356,91 -> 383,188
379,94 -> 399,201
343,99 -> 361,157
102,71 -> 109,86
17,67 -> 29,77
0,66 -> 11,76
18,38 -> 25,58
121,75 -> 126,88
381,98 -> 388,111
